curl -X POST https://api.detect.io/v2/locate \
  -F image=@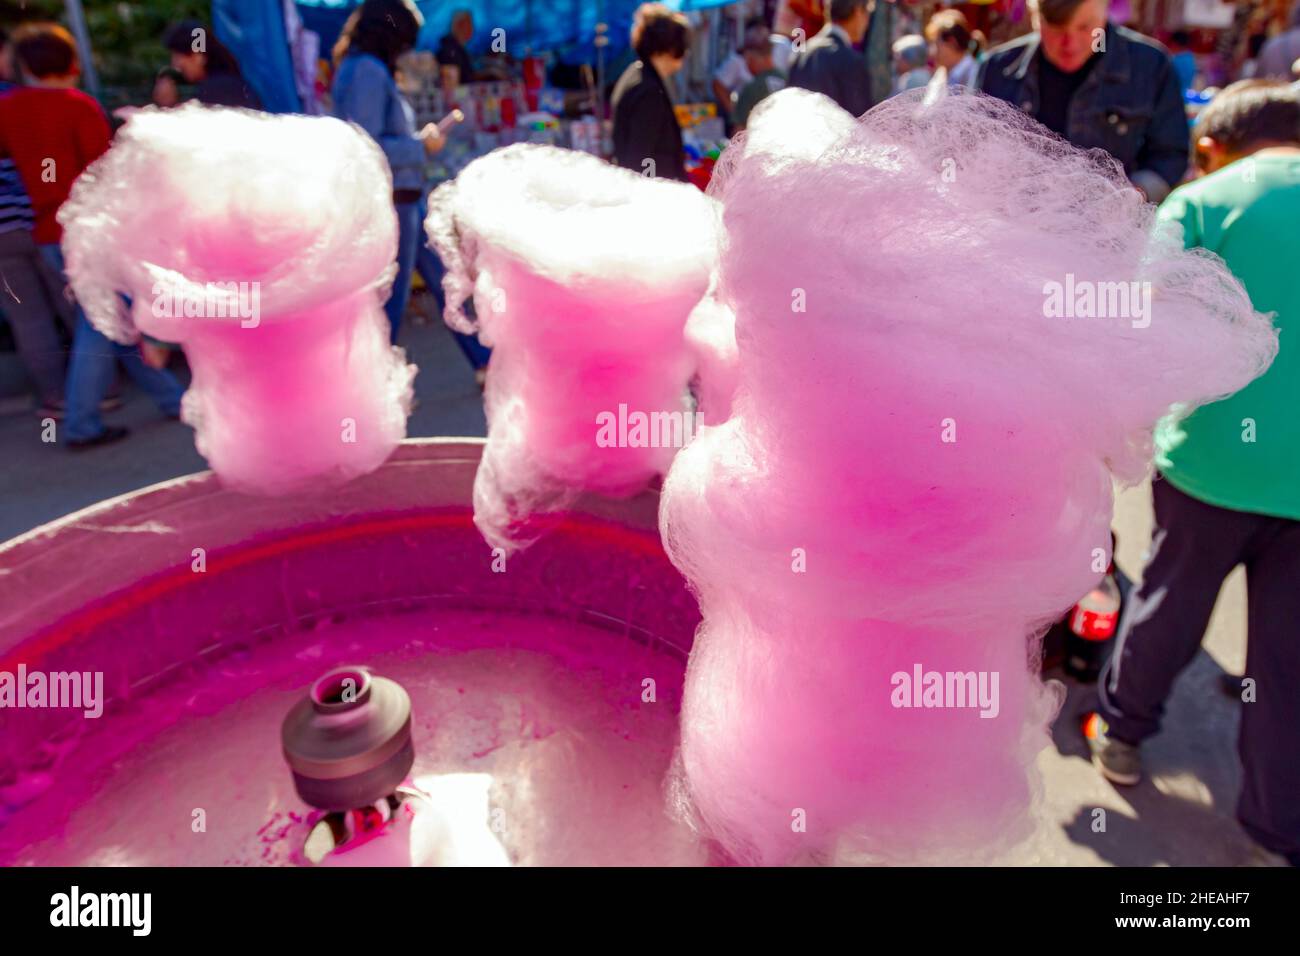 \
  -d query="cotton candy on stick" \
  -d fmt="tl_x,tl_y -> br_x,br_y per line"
426,145 -> 716,550
59,104 -> 414,494
660,88 -> 1278,865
